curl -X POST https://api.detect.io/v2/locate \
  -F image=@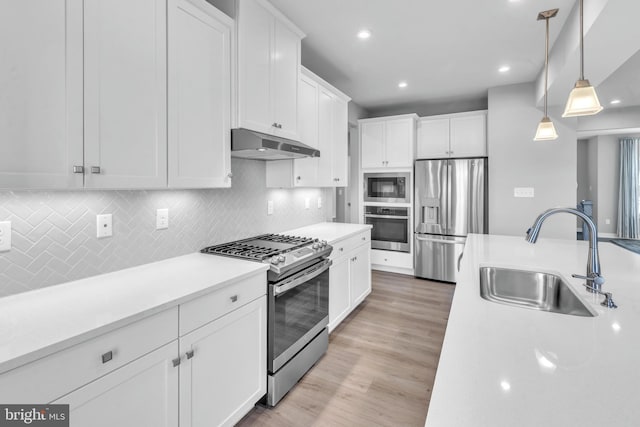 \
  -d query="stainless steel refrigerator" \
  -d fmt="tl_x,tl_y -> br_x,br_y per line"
414,158 -> 487,282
